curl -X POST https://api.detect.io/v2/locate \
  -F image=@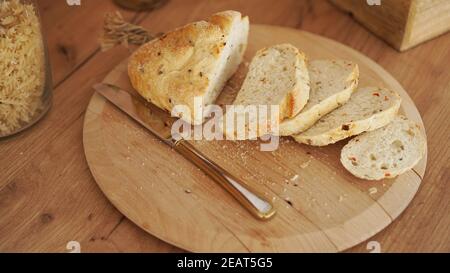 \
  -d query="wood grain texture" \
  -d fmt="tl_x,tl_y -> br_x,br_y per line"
407,0 -> 450,47
330,0 -> 450,51
37,0 -> 137,85
0,0 -> 448,253
83,25 -> 427,252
